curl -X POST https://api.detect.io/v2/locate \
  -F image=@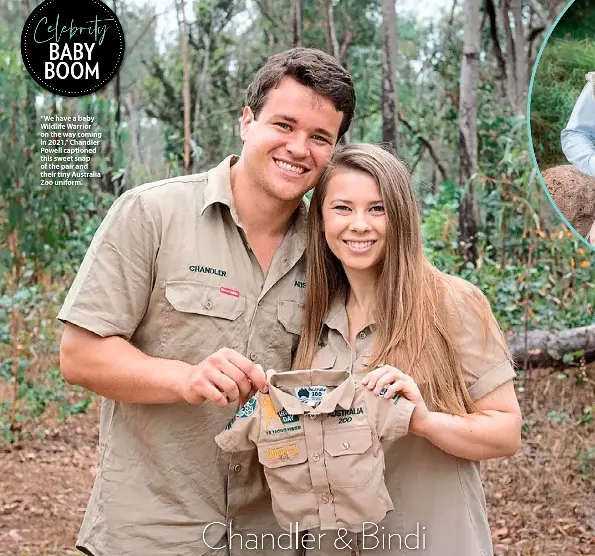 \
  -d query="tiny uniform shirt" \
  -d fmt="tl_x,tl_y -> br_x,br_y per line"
561,74 -> 595,177
215,369 -> 415,533
57,155 -> 308,556
308,274 -> 517,556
